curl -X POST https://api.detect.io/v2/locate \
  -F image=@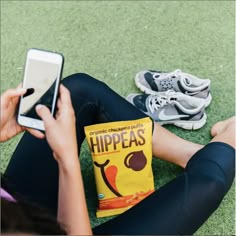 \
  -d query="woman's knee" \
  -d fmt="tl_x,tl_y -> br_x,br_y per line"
61,73 -> 108,95
186,161 -> 234,213
187,143 -> 235,193
202,175 -> 228,203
